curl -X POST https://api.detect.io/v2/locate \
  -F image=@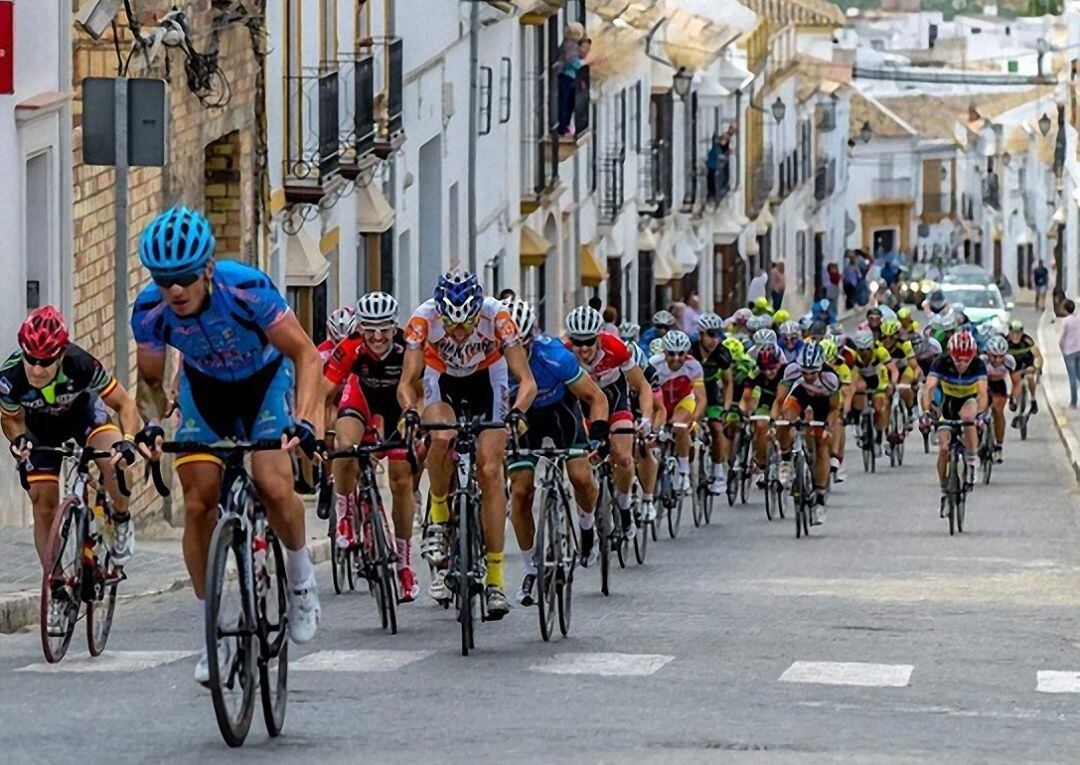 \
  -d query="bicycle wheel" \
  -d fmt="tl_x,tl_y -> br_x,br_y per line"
40,498 -> 83,663
205,515 -> 257,747
957,487 -> 966,534
1019,413 -> 1028,441
86,558 -> 118,658
946,455 -> 960,537
454,495 -> 475,656
369,492 -> 398,635
535,488 -> 558,642
259,532 -> 289,738
330,512 -> 346,595
793,454 -> 807,539
596,477 -> 612,595
694,460 -> 707,526
557,495 -> 576,637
